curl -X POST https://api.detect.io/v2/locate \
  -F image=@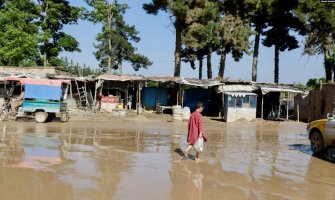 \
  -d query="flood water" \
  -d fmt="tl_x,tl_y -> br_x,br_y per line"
0,120 -> 334,200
